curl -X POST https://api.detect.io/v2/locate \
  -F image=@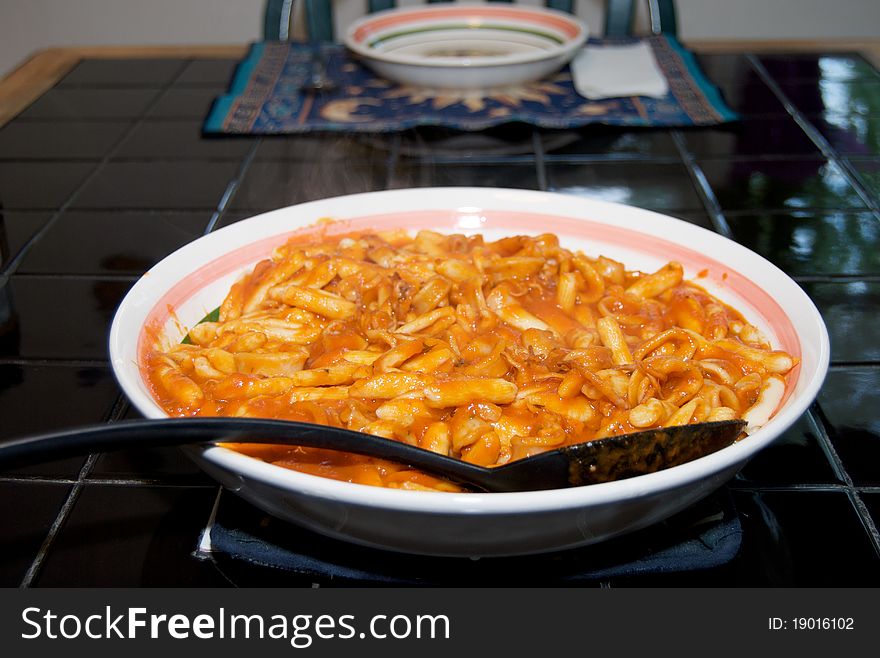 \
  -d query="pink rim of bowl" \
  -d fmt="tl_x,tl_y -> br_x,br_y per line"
345,4 -> 587,70
350,5 -> 585,45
